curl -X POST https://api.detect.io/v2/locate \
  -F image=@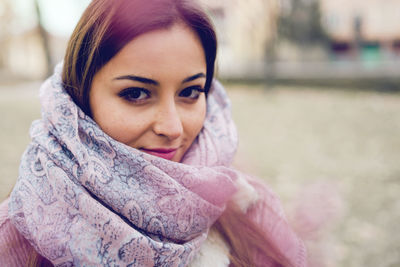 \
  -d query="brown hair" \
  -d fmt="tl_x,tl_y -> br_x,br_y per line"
62,0 -> 216,117
216,203 -> 292,267
57,0 -> 288,266
27,248 -> 53,267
